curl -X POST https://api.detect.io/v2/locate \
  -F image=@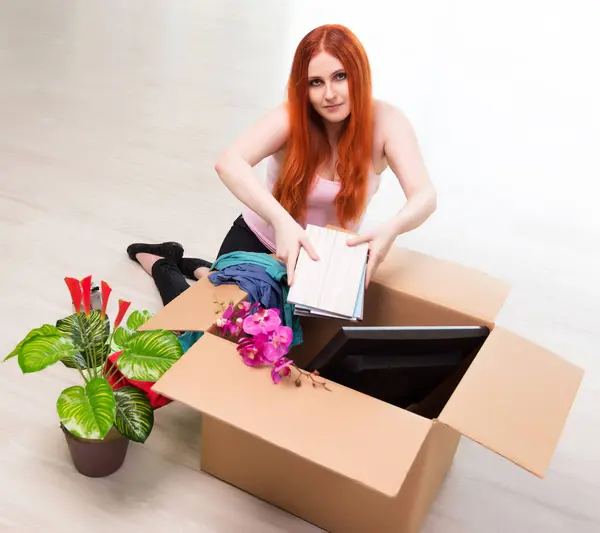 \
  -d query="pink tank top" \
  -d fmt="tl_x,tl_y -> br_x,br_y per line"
242,156 -> 382,252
